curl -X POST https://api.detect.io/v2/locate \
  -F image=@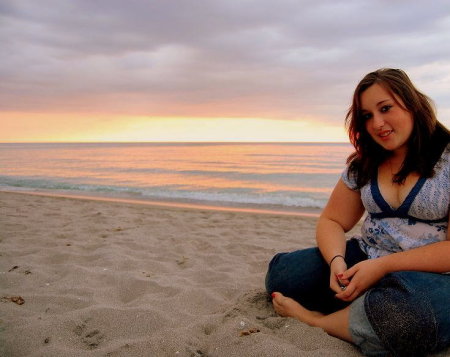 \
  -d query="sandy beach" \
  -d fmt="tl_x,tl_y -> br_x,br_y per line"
1,191 -> 447,357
